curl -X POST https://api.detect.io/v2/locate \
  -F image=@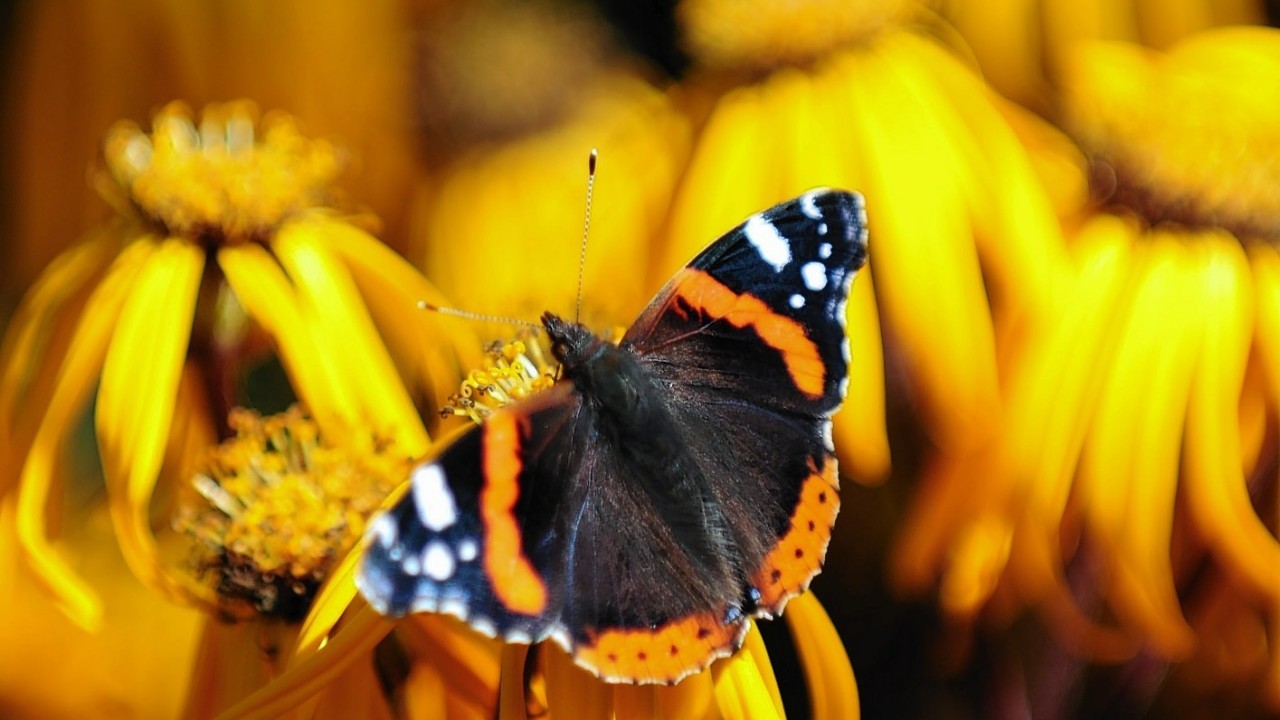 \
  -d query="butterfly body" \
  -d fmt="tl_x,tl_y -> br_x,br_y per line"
359,189 -> 869,684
